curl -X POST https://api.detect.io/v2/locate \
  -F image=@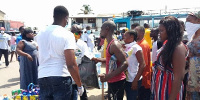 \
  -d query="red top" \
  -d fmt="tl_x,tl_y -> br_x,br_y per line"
106,39 -> 126,83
